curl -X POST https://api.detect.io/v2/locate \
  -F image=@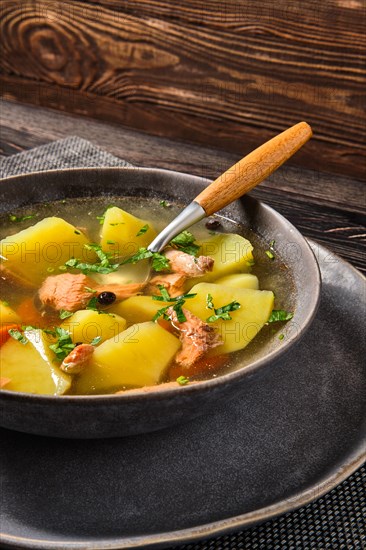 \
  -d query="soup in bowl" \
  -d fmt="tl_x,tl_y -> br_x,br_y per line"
0,167 -> 321,438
